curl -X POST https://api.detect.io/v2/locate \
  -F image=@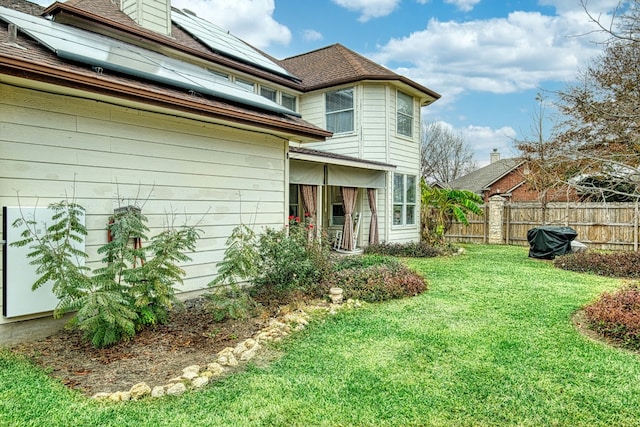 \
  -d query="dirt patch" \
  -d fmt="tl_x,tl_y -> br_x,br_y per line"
9,297 -> 269,396
572,309 -> 640,355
